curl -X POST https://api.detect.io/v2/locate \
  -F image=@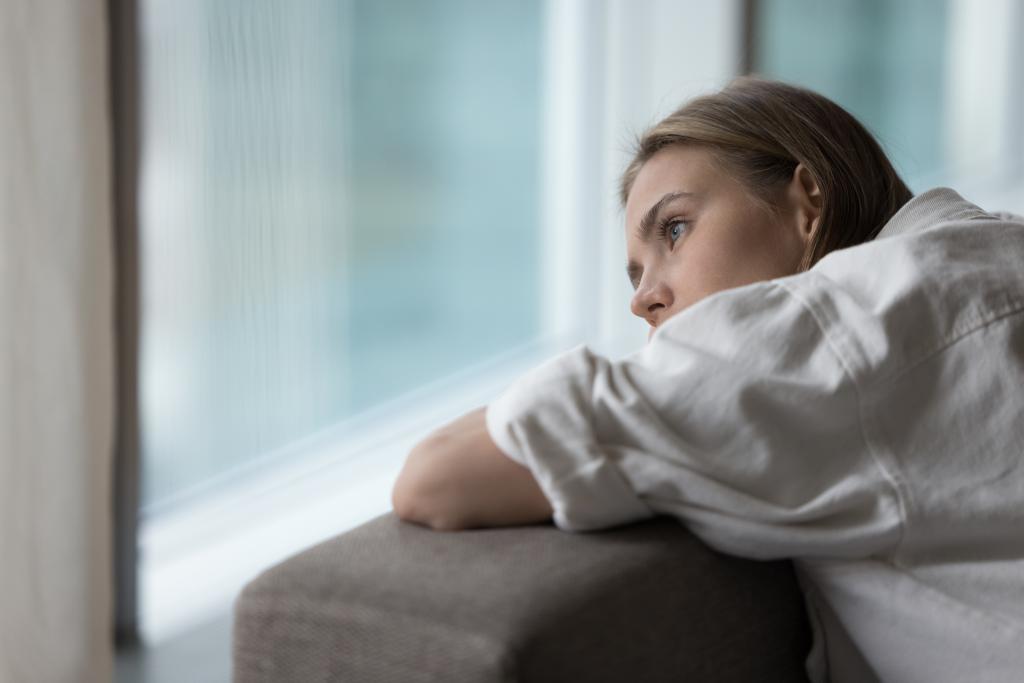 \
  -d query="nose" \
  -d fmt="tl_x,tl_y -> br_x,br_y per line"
630,274 -> 673,328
